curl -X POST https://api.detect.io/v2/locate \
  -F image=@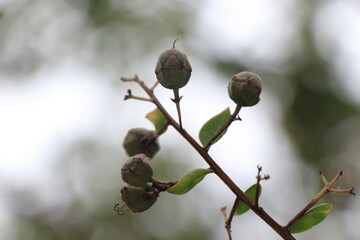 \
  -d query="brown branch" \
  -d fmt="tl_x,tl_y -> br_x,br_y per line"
285,171 -> 355,229
222,197 -> 240,240
255,165 -> 270,208
150,81 -> 159,91
221,207 -> 233,240
122,75 -> 296,240
123,89 -> 153,102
